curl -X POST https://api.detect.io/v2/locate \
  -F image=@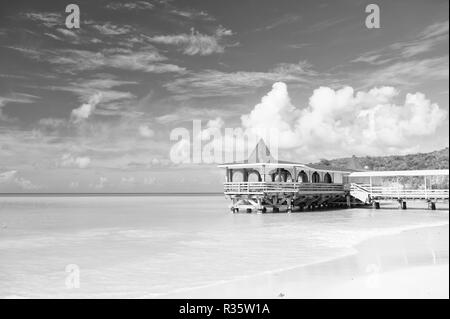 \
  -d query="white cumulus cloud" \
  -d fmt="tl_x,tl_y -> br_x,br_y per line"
71,92 -> 103,122
241,82 -> 448,160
